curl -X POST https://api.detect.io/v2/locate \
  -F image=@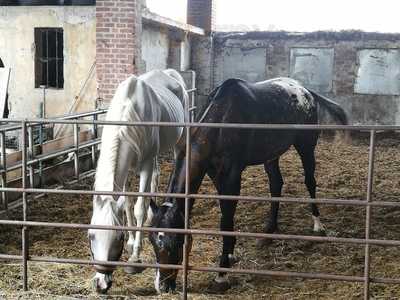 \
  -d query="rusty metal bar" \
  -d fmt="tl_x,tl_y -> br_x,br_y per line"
2,186 -> 400,209
0,131 -> 8,212
364,130 -> 376,300
91,113 -> 98,168
27,125 -> 34,188
189,74 -> 196,122
21,121 -> 29,291
3,219 -> 400,248
0,118 -> 400,132
182,90 -> 192,299
2,251 -> 400,286
73,123 -> 80,180
0,109 -> 107,133
0,138 -> 101,173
